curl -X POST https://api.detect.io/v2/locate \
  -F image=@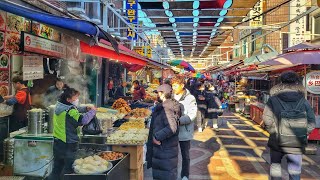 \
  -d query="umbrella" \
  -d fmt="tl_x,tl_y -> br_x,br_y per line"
284,42 -> 320,52
260,50 -> 320,65
167,60 -> 195,73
